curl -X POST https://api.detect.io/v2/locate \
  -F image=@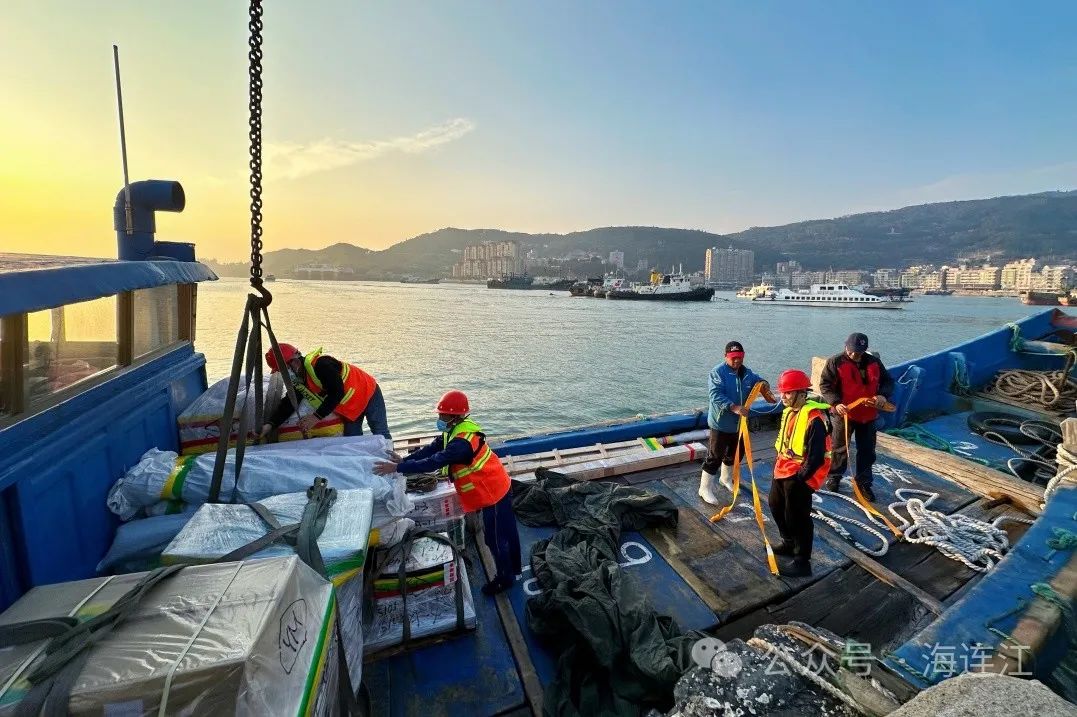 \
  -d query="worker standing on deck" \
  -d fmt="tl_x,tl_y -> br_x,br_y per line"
770,369 -> 832,578
700,341 -> 777,504
373,390 -> 521,596
818,333 -> 893,502
260,343 -> 391,439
